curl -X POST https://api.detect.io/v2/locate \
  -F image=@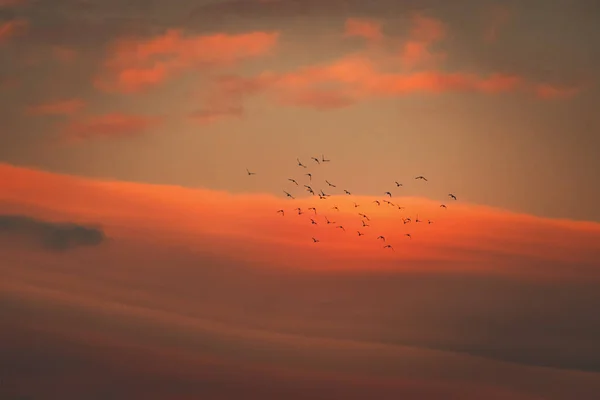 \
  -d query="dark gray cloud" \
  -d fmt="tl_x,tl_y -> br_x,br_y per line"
0,214 -> 105,250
